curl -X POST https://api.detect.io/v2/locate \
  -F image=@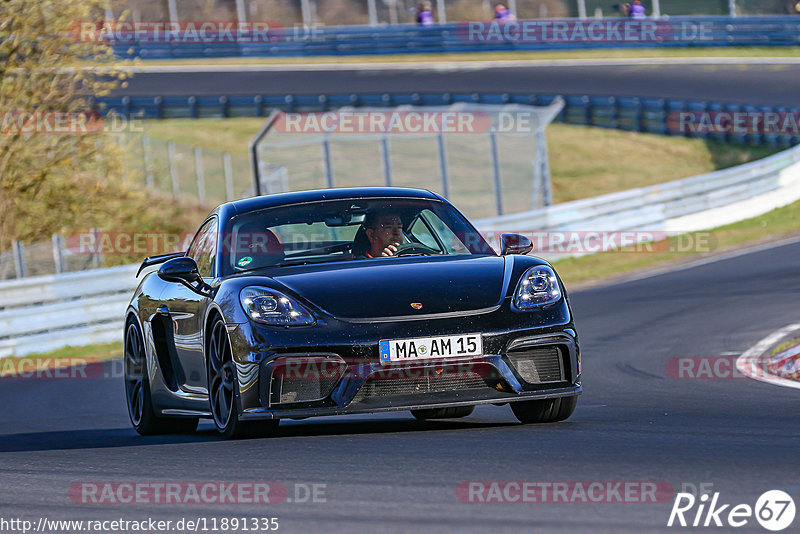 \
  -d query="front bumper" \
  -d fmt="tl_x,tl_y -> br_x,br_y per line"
235,330 -> 582,421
